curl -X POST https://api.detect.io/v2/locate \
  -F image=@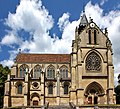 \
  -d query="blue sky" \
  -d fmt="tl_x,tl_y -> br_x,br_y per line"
0,0 -> 120,84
